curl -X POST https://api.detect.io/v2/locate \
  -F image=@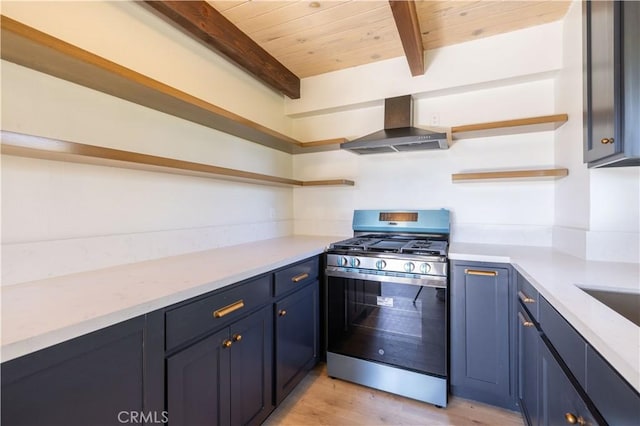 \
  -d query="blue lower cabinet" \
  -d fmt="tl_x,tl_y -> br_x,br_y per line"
229,306 -> 274,426
586,346 -> 640,425
515,275 -> 640,426
450,261 -> 517,410
451,263 -> 638,426
167,327 -> 231,426
167,305 -> 274,426
1,256 -> 322,426
517,275 -> 603,426
1,316 -> 152,426
274,281 -> 320,405
540,341 -> 598,426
